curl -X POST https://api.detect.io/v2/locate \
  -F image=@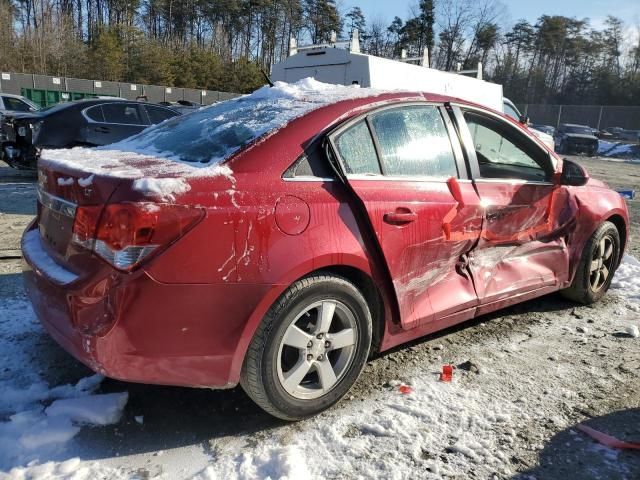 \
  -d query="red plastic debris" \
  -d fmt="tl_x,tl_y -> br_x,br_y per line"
576,425 -> 640,450
398,385 -> 413,395
439,365 -> 454,382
